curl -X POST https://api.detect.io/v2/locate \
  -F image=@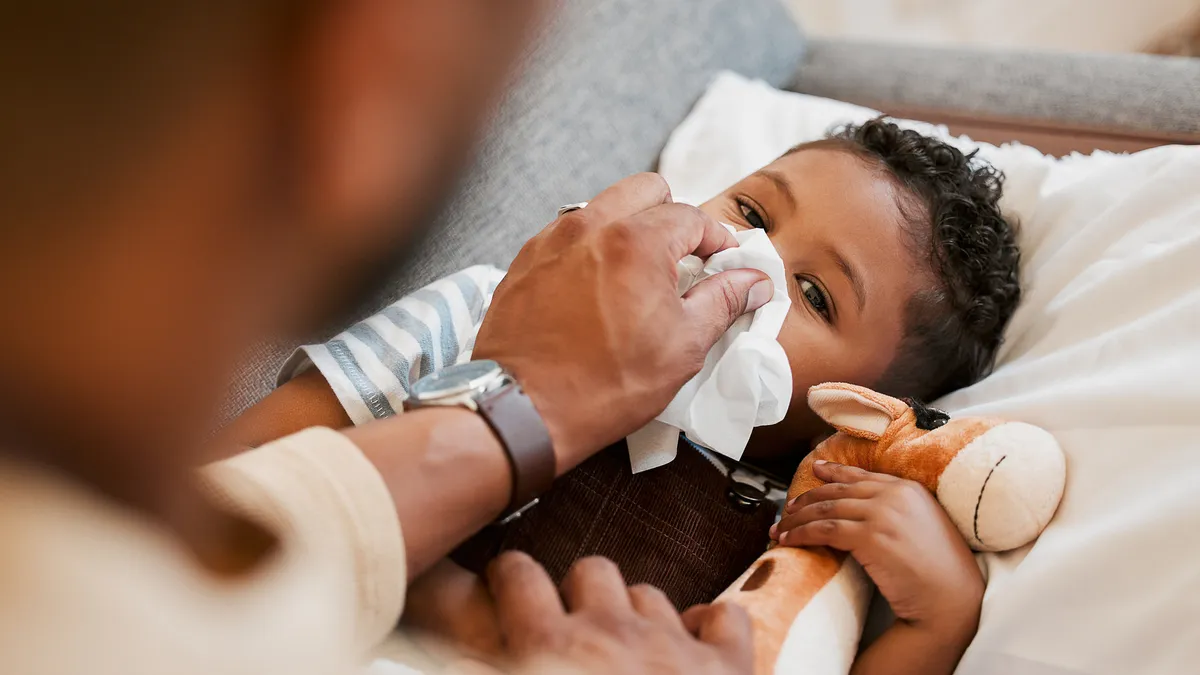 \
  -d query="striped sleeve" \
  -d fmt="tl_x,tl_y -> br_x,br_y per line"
277,265 -> 506,426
